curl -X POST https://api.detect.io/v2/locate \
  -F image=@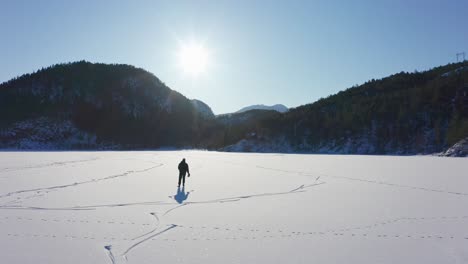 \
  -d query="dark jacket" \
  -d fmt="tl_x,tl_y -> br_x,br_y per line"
178,161 -> 189,174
